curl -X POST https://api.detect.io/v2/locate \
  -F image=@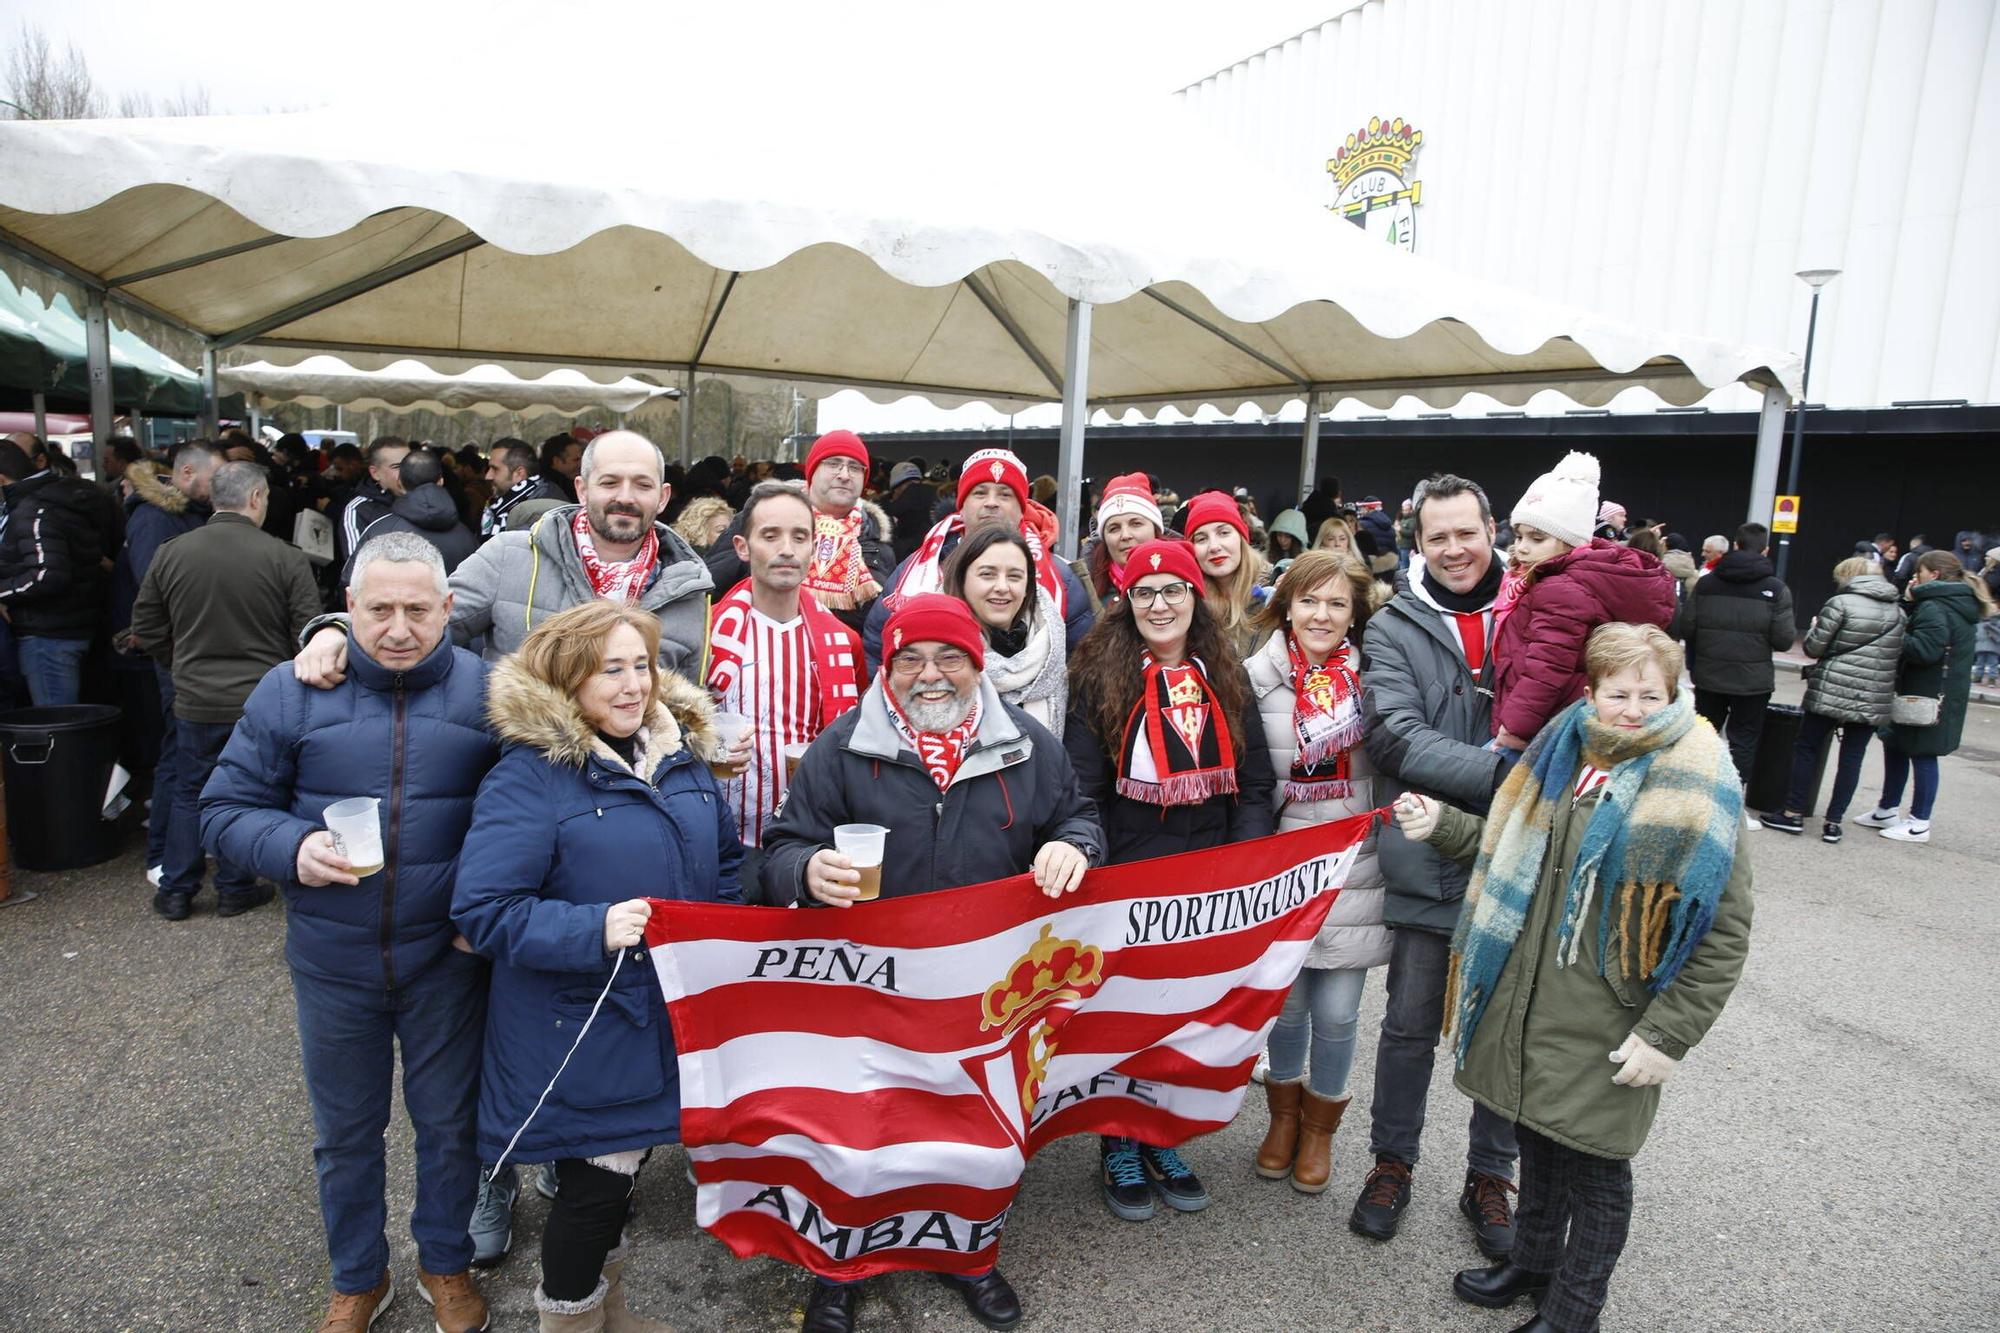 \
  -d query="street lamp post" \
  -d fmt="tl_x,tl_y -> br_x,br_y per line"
1774,267 -> 1840,583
